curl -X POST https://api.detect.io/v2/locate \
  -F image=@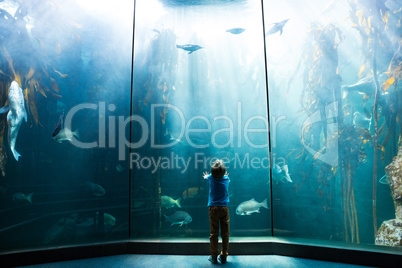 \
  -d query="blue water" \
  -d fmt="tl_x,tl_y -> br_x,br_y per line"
0,0 -> 400,254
